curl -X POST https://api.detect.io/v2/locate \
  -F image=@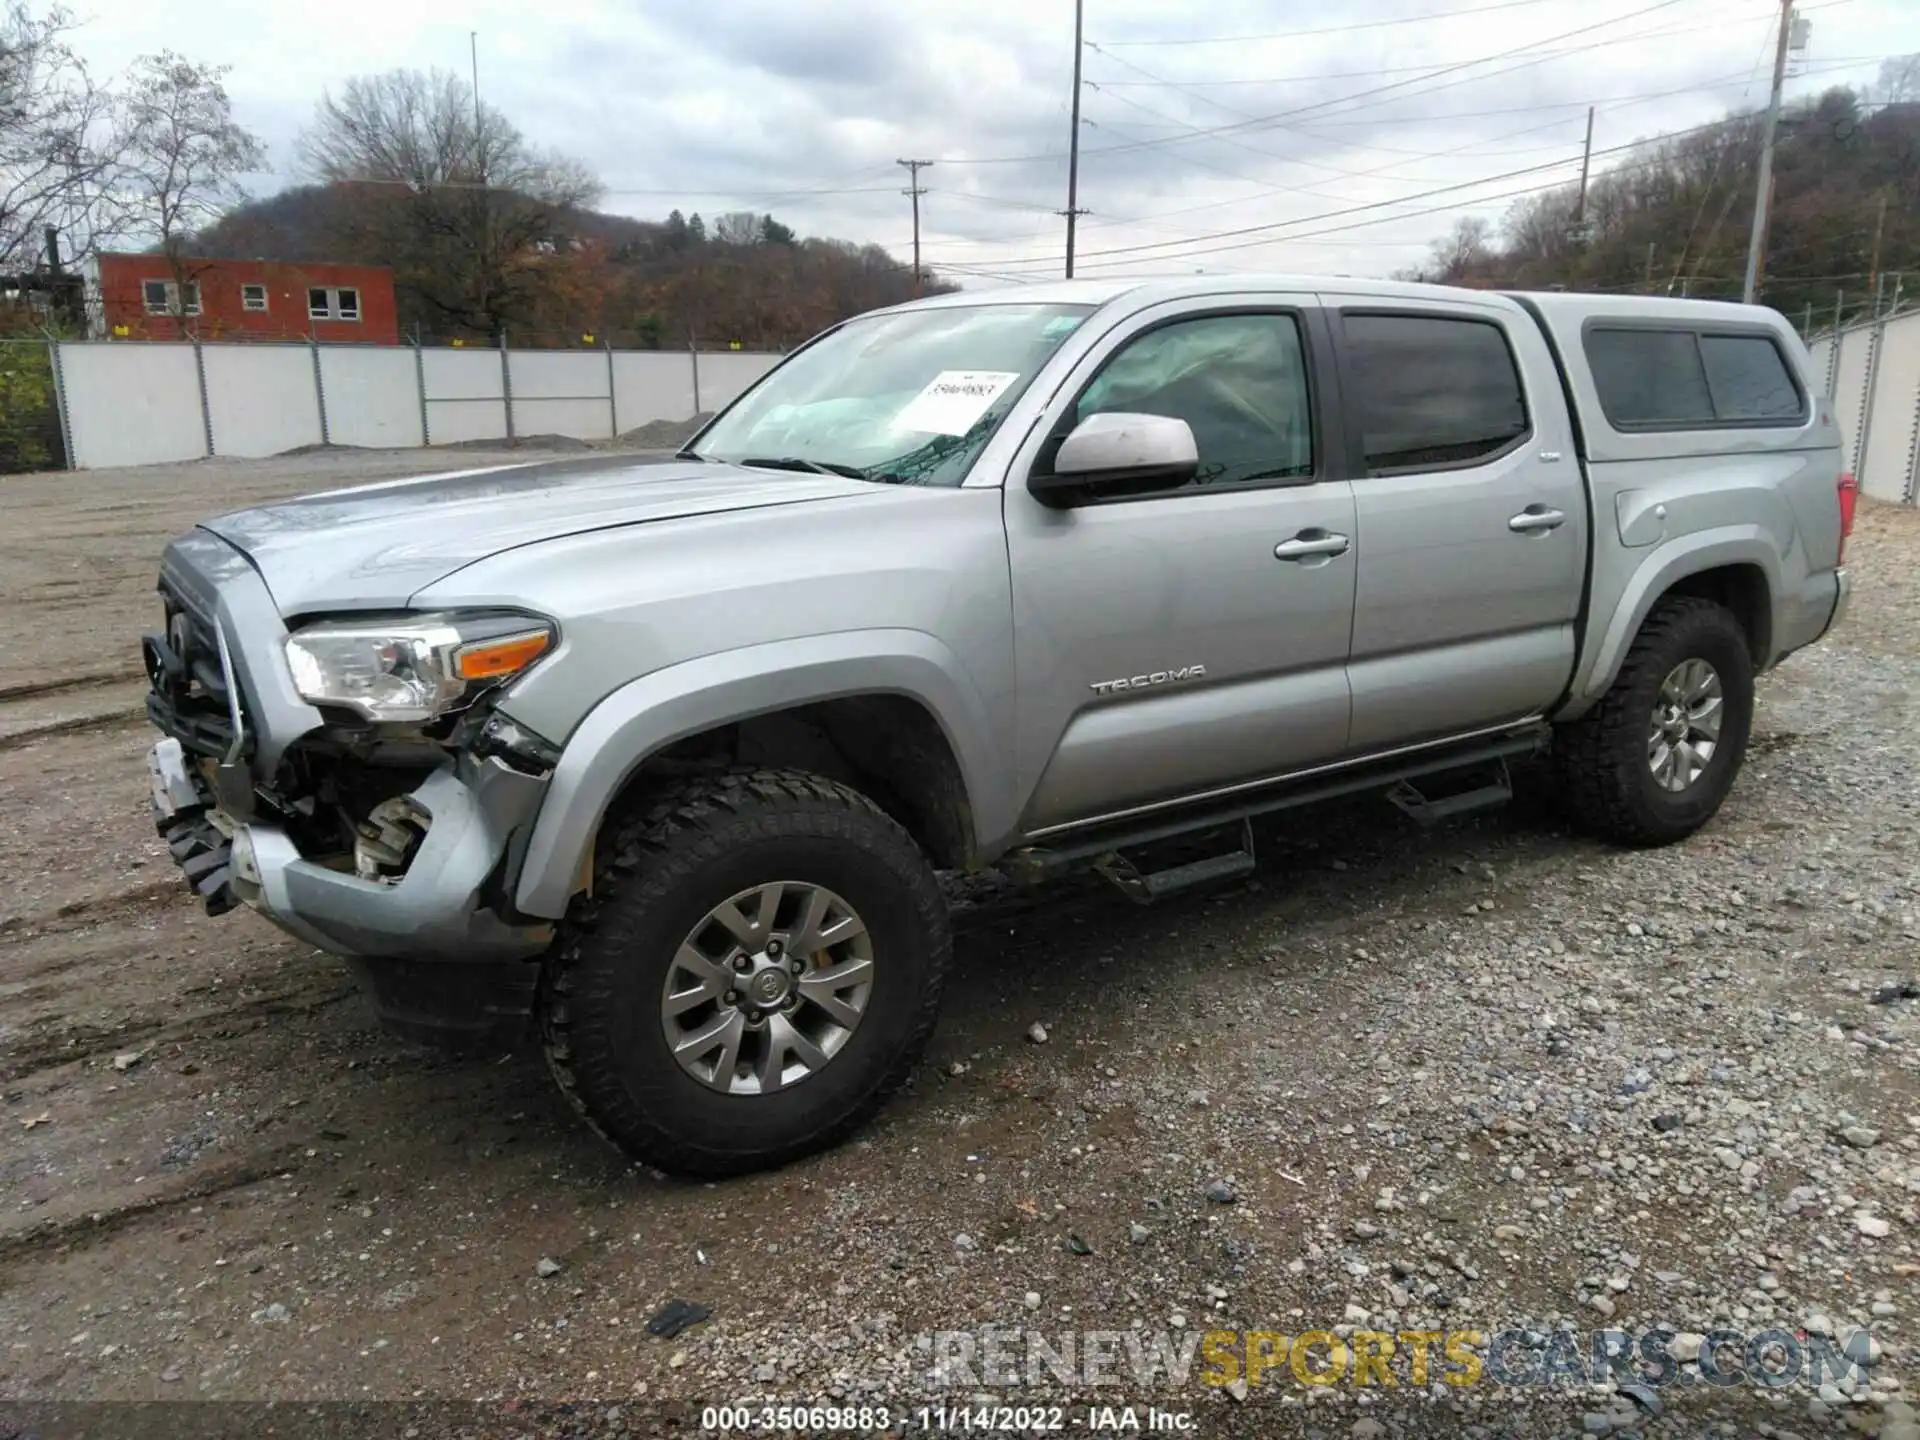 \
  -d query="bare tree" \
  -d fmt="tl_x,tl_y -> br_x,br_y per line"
0,2 -> 119,274
1874,54 -> 1920,109
115,51 -> 265,330
298,68 -> 600,339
